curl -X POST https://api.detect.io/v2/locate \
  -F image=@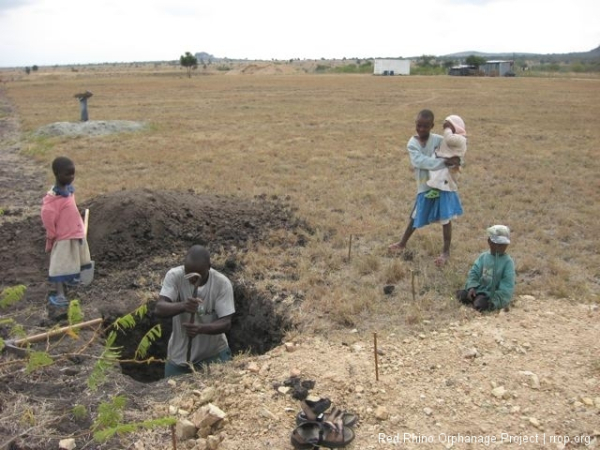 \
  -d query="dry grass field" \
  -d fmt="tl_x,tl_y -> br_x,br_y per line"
5,67 -> 599,321
1,66 -> 600,449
